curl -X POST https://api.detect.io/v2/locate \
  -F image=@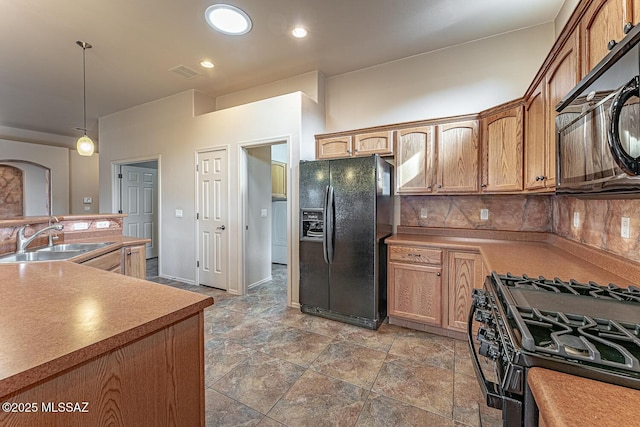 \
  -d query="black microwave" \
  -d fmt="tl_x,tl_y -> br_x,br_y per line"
556,24 -> 640,196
